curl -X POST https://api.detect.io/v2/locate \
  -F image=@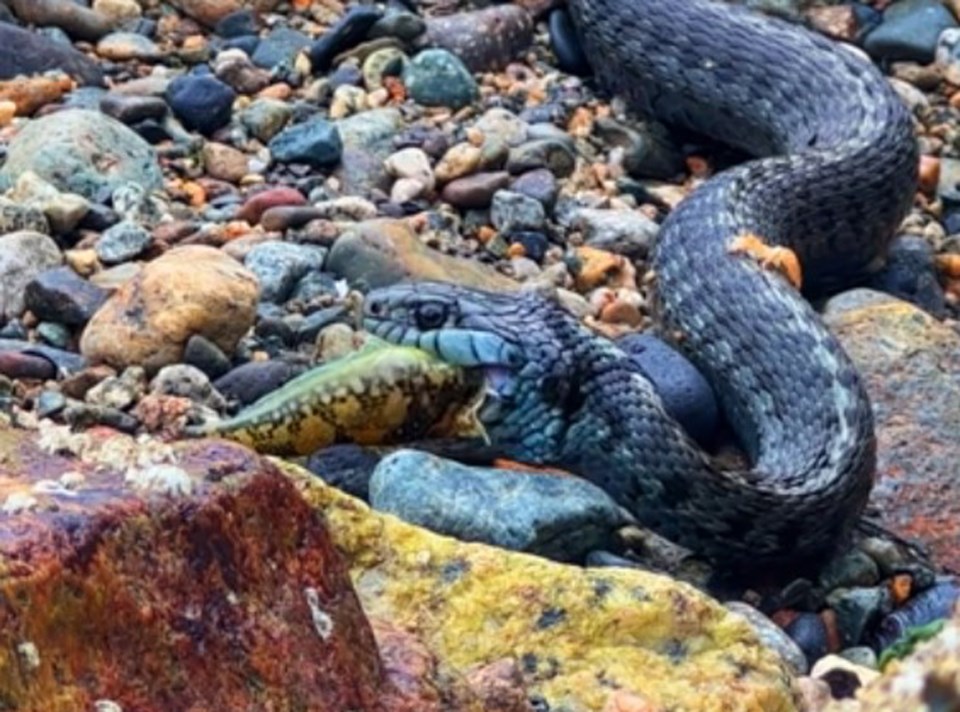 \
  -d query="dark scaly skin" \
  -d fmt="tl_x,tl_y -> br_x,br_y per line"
186,344 -> 484,456
363,0 -> 919,567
